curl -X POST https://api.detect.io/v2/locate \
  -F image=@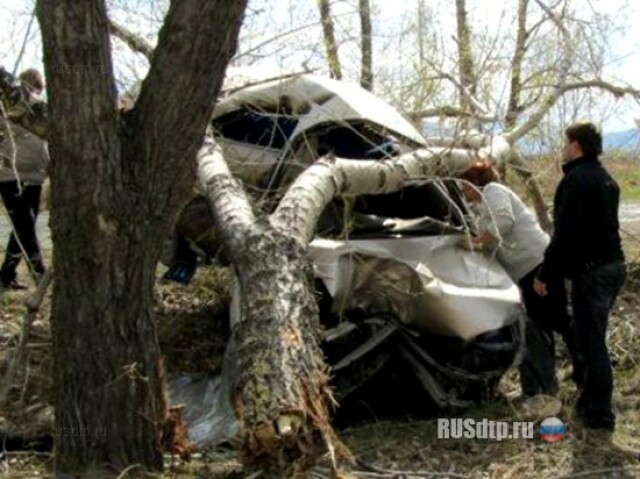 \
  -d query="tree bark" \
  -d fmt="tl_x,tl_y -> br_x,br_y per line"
198,140 -> 341,476
454,0 -> 477,129
317,0 -> 343,80
505,0 -> 529,131
500,0 -> 529,181
37,0 -> 246,473
195,134 -> 515,474
359,0 -> 373,91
